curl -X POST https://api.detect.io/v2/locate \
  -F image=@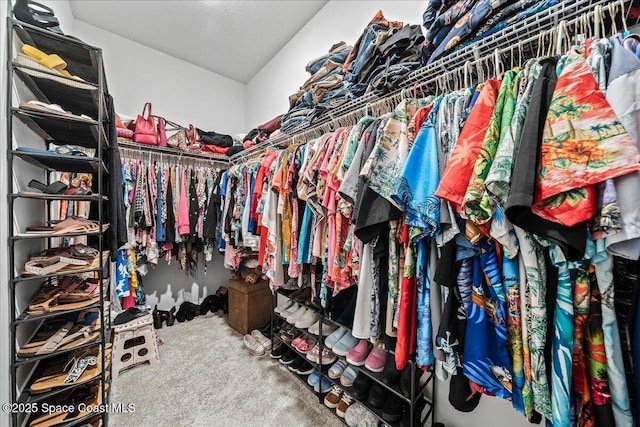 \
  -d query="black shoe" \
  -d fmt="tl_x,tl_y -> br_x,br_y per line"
198,295 -> 216,315
280,348 -> 297,365
351,374 -> 372,401
176,301 -> 199,322
297,359 -> 315,375
400,365 -> 423,397
379,356 -> 401,386
271,343 -> 286,359
153,305 -> 163,329
288,357 -> 305,373
164,307 -> 176,326
367,383 -> 387,409
382,395 -> 403,422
